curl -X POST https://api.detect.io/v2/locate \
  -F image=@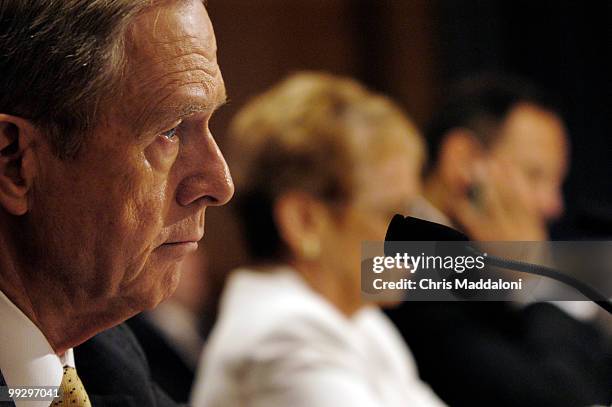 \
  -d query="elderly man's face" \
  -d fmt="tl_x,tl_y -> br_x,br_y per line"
29,1 -> 233,313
